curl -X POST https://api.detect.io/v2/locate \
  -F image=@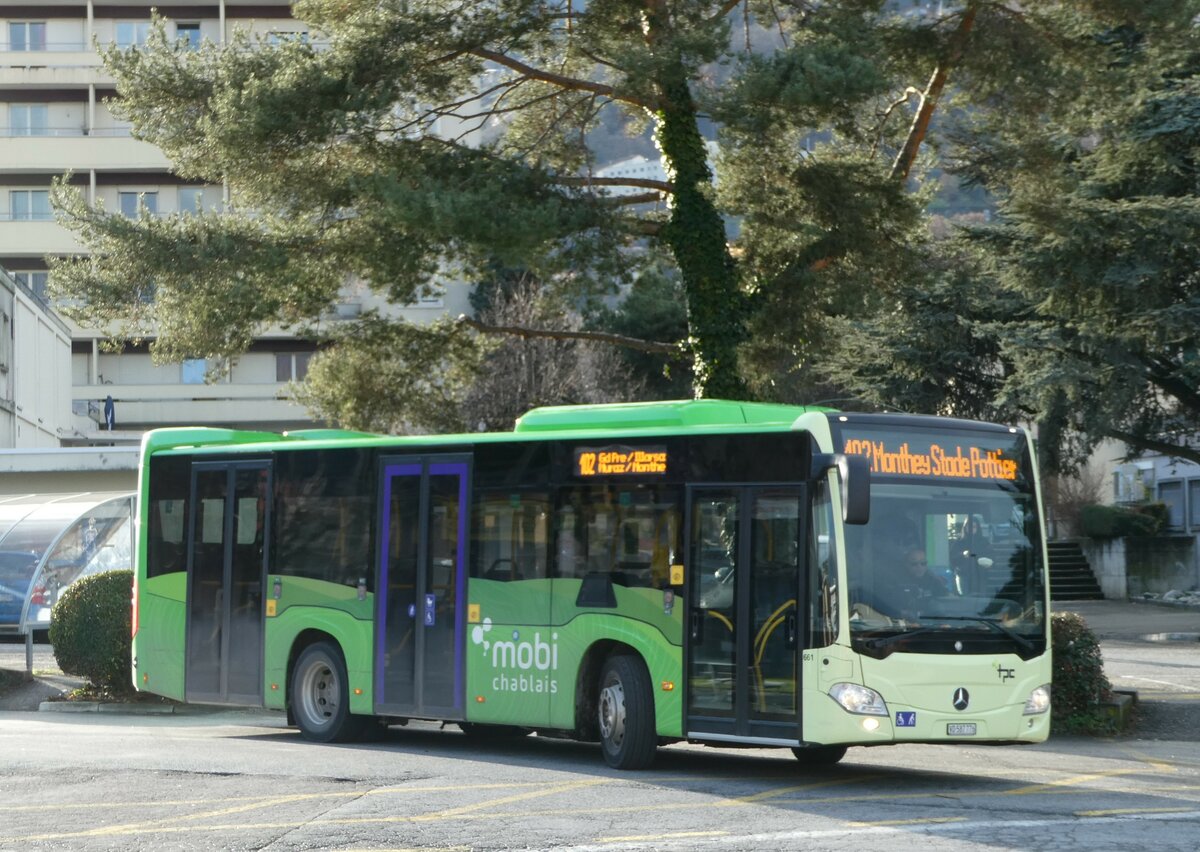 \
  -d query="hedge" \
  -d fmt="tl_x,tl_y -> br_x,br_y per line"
1051,611 -> 1119,734
49,569 -> 133,694
1079,503 -> 1167,538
